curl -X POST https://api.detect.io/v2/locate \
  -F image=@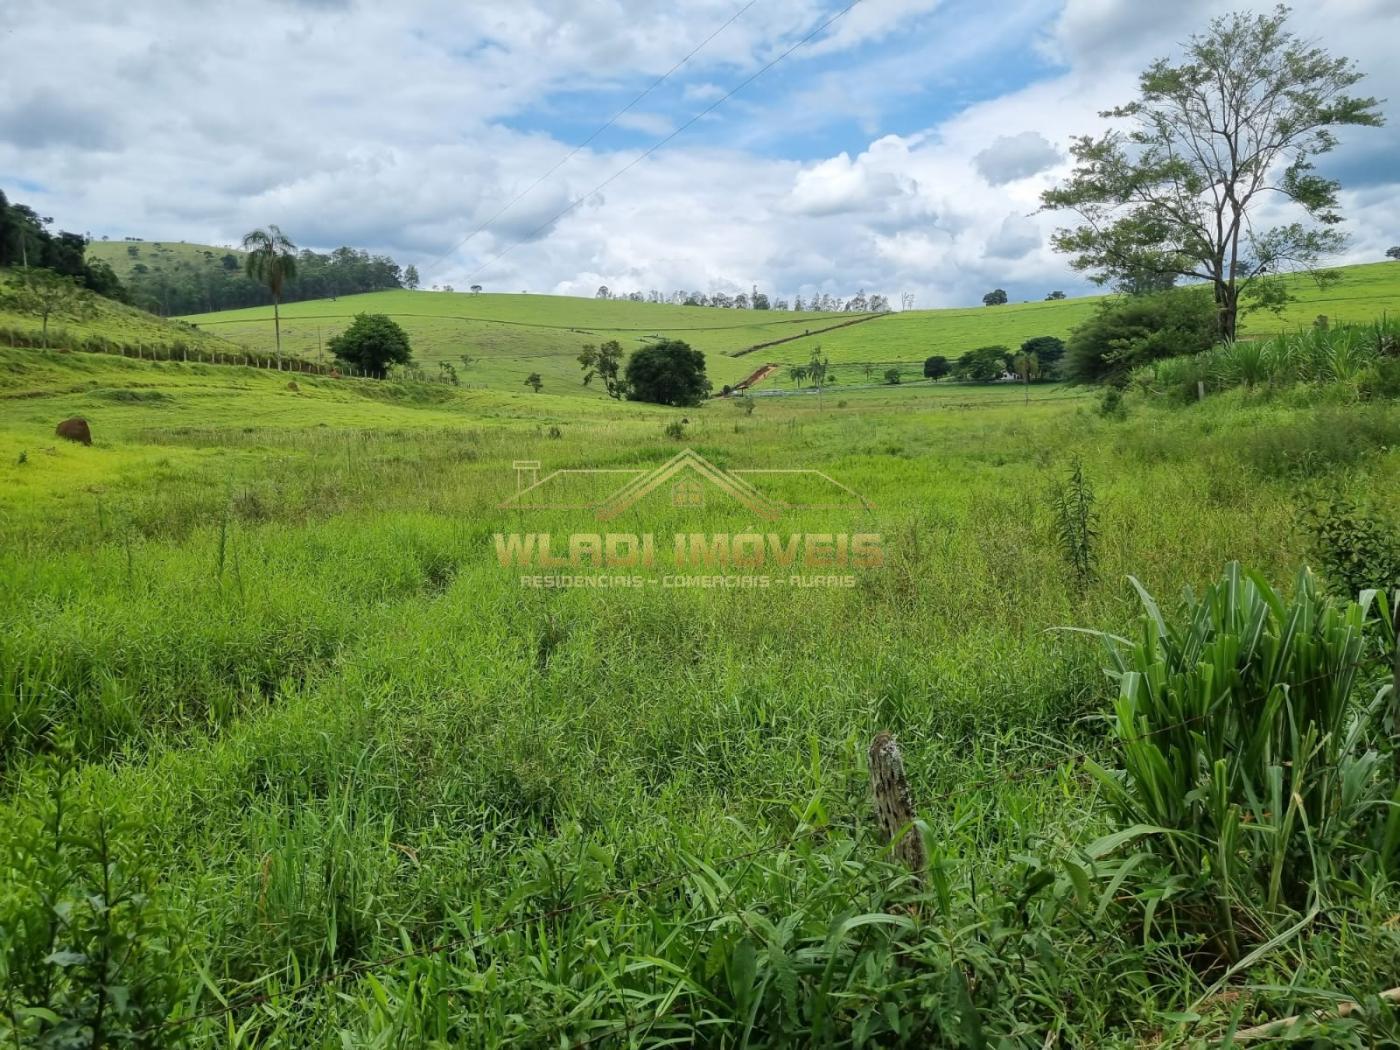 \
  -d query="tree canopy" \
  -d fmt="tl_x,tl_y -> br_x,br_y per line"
982,289 -> 1008,306
1041,6 -> 1382,339
923,355 -> 950,381
955,346 -> 1011,382
578,340 -> 627,399
1062,288 -> 1217,385
328,313 -> 413,378
624,340 -> 711,407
